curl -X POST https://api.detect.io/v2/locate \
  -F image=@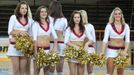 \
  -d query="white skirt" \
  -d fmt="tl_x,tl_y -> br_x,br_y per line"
50,43 -> 66,56
7,44 -> 24,56
68,58 -> 79,63
42,49 -> 49,54
86,47 -> 95,53
106,48 -> 119,58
